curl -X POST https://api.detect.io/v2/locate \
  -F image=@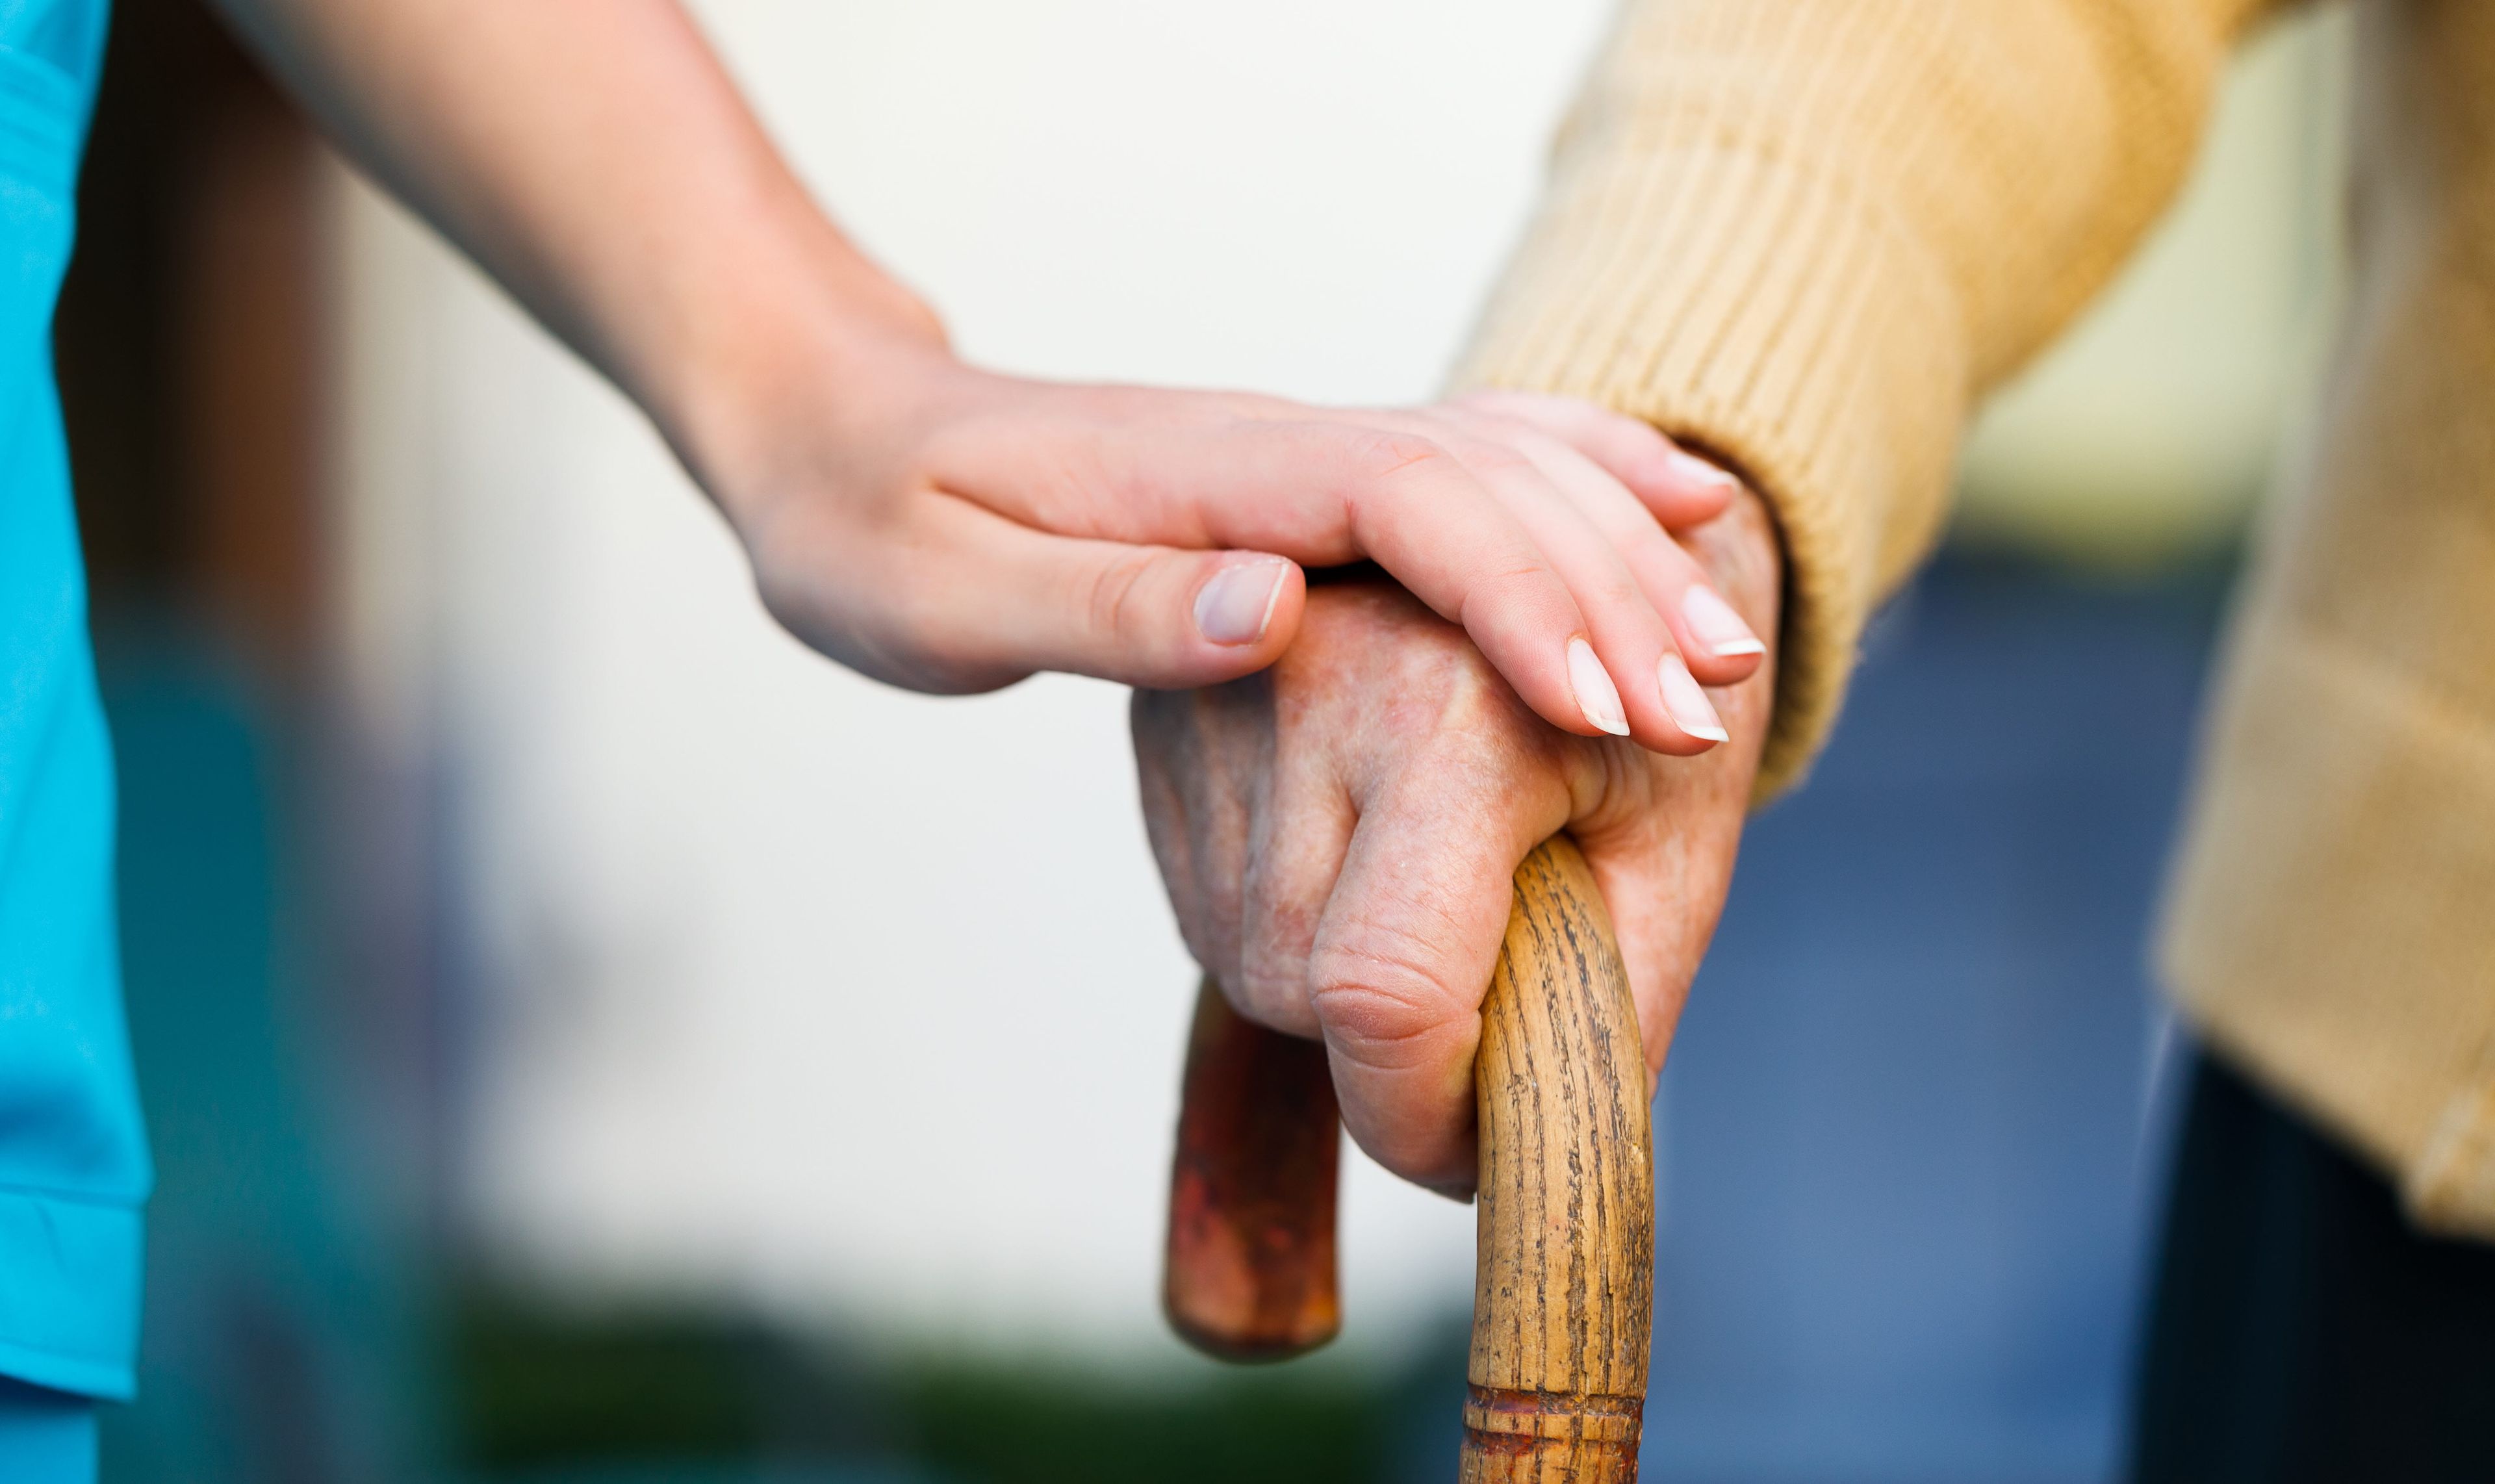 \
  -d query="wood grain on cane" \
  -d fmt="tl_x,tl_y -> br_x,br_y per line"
1161,836 -> 1654,1479
1459,837 -> 1653,1483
